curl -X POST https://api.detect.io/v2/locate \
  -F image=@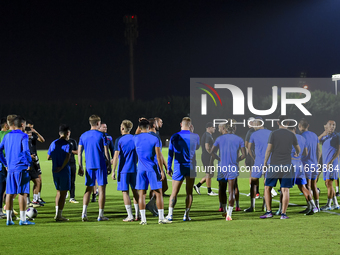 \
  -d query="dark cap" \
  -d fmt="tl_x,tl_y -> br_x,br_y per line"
206,122 -> 214,128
